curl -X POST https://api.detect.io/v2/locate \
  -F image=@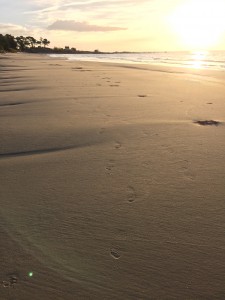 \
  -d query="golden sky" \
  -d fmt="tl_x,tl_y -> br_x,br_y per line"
0,0 -> 225,51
